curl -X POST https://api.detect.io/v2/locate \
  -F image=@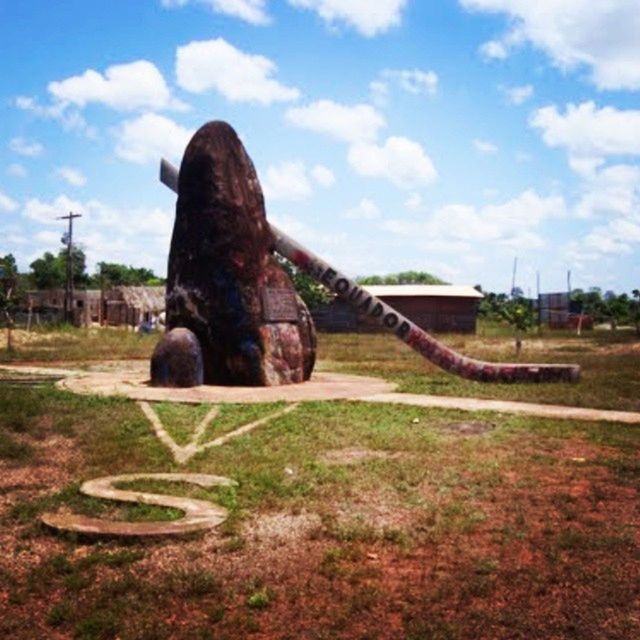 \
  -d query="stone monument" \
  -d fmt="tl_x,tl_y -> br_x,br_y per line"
151,121 -> 316,387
